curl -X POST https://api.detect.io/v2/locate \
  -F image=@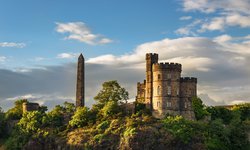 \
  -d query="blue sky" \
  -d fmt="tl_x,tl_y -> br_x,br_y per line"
0,0 -> 250,110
